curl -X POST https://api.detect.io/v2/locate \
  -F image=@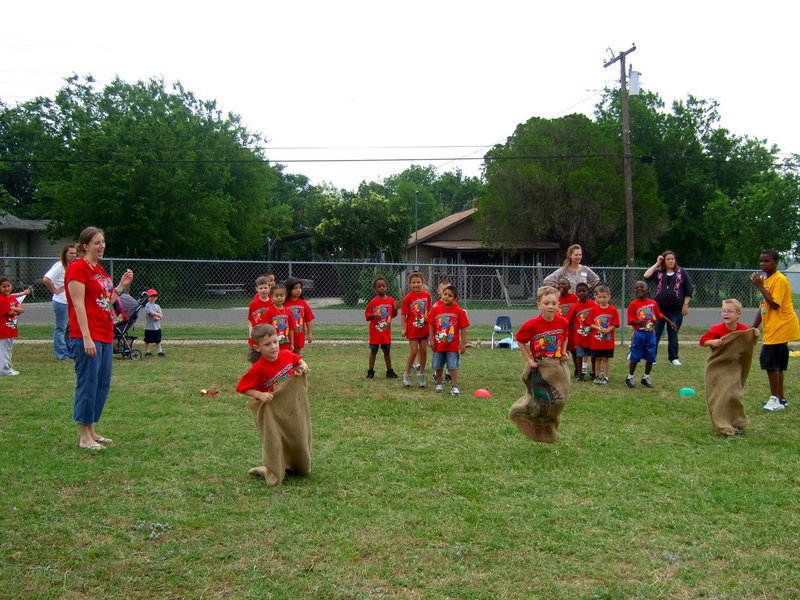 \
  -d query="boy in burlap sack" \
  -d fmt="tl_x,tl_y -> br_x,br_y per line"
700,299 -> 759,436
236,324 -> 311,485
510,286 -> 571,443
